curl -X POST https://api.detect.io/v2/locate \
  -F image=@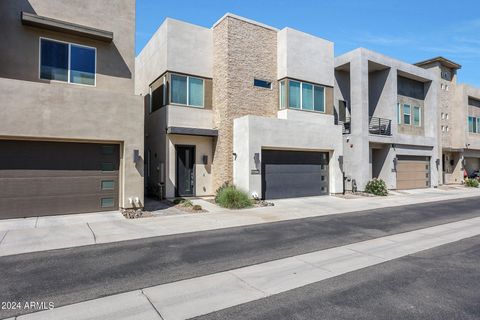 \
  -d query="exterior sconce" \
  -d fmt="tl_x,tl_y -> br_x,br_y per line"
435,158 -> 441,167
202,155 -> 208,165
393,157 -> 397,172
